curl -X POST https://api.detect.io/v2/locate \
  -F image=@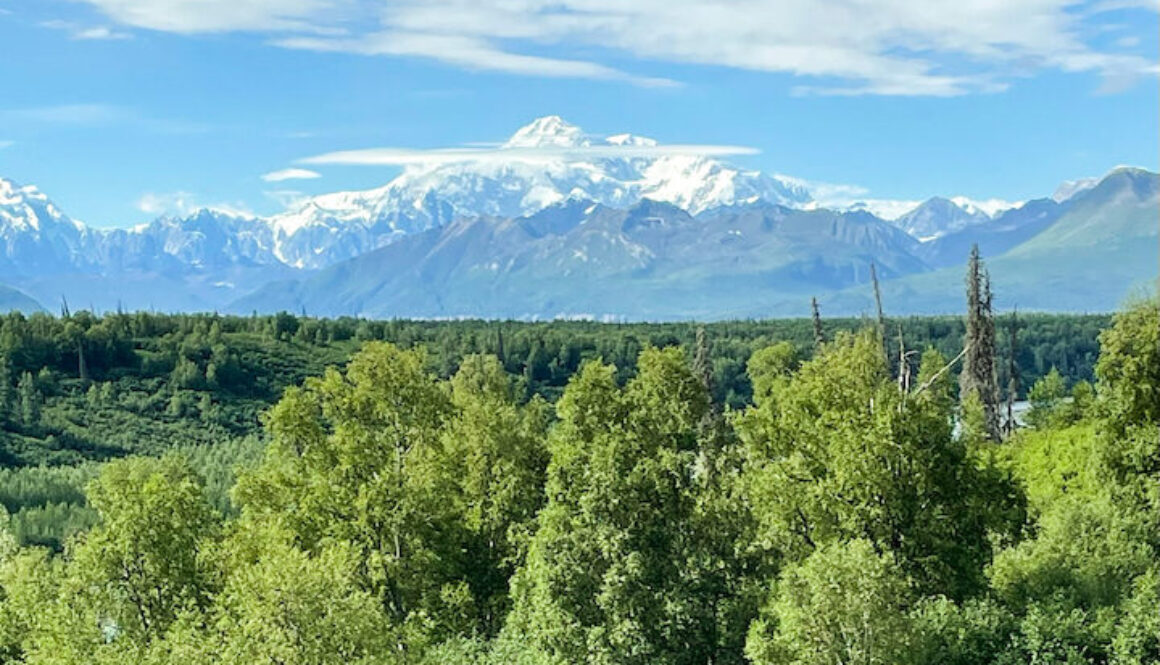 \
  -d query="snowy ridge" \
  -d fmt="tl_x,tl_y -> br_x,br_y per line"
266,116 -> 812,268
